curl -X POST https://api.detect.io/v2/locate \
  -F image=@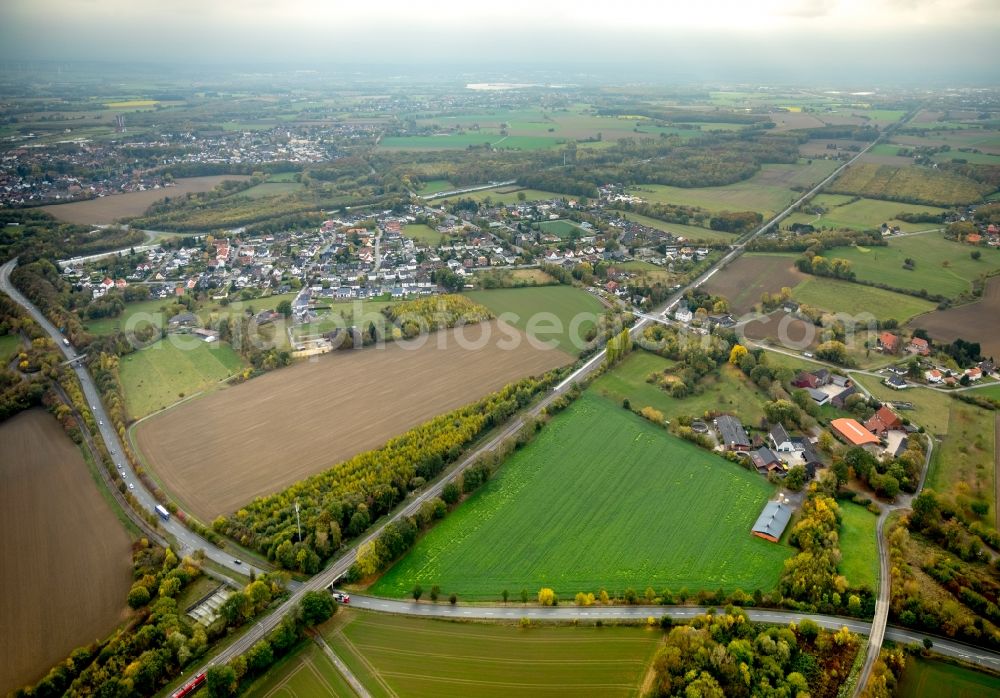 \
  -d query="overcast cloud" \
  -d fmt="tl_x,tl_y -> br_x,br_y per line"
1,0 -> 997,84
